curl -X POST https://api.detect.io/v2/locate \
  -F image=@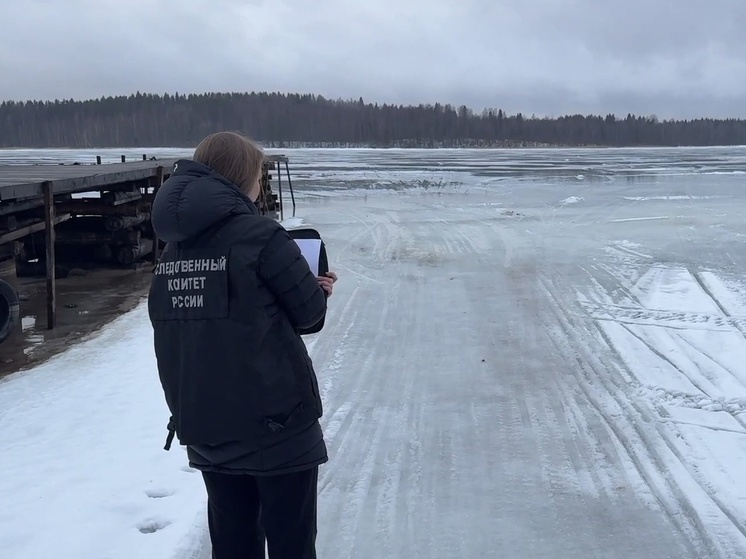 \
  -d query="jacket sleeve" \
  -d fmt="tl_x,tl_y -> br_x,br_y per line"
257,227 -> 327,329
